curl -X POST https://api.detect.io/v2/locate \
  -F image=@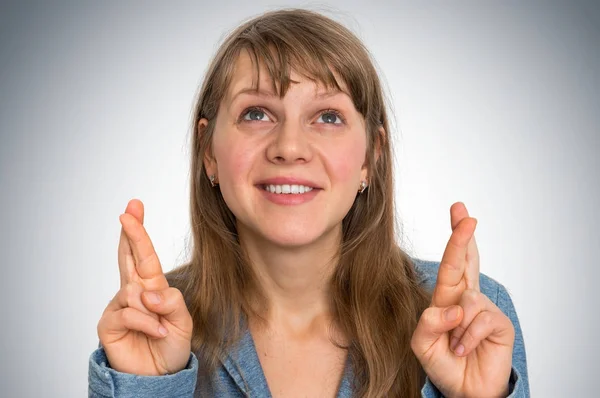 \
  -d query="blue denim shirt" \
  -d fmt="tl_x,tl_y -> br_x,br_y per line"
88,259 -> 530,397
